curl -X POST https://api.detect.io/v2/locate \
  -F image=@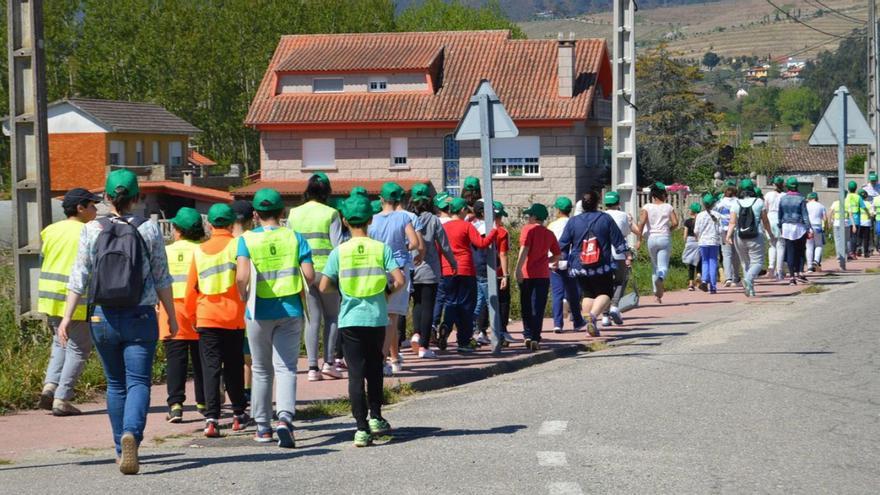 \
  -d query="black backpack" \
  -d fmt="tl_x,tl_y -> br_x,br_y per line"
92,215 -> 150,307
736,199 -> 759,239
